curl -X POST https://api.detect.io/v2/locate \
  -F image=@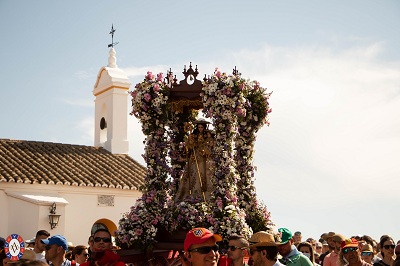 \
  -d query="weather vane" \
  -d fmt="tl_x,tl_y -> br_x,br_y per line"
108,24 -> 119,48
